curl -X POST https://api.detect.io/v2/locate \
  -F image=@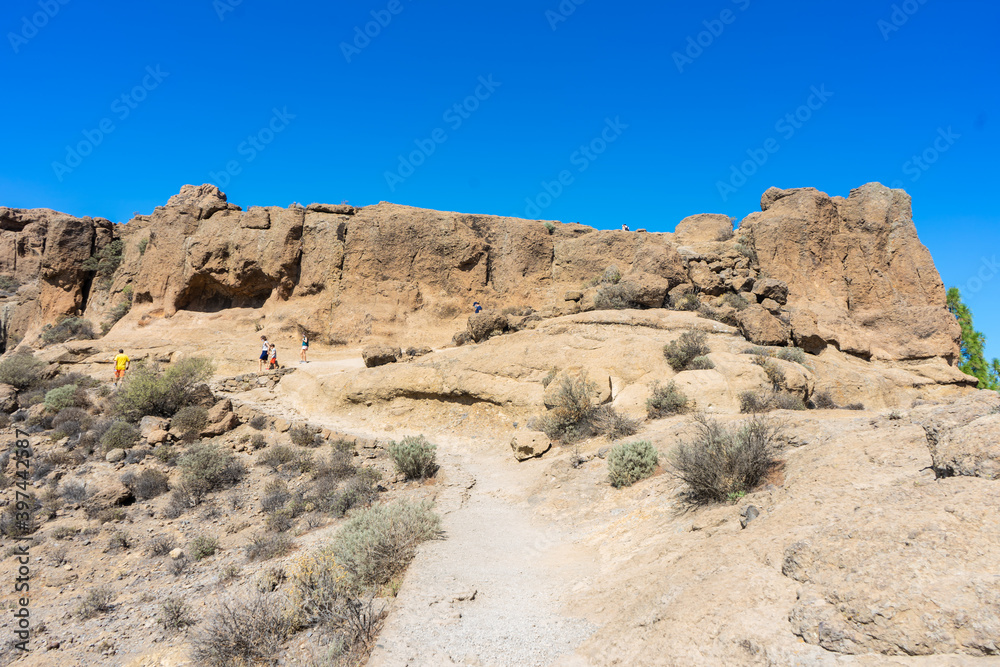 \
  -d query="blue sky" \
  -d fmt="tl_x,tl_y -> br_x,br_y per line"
2,0 -> 997,360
